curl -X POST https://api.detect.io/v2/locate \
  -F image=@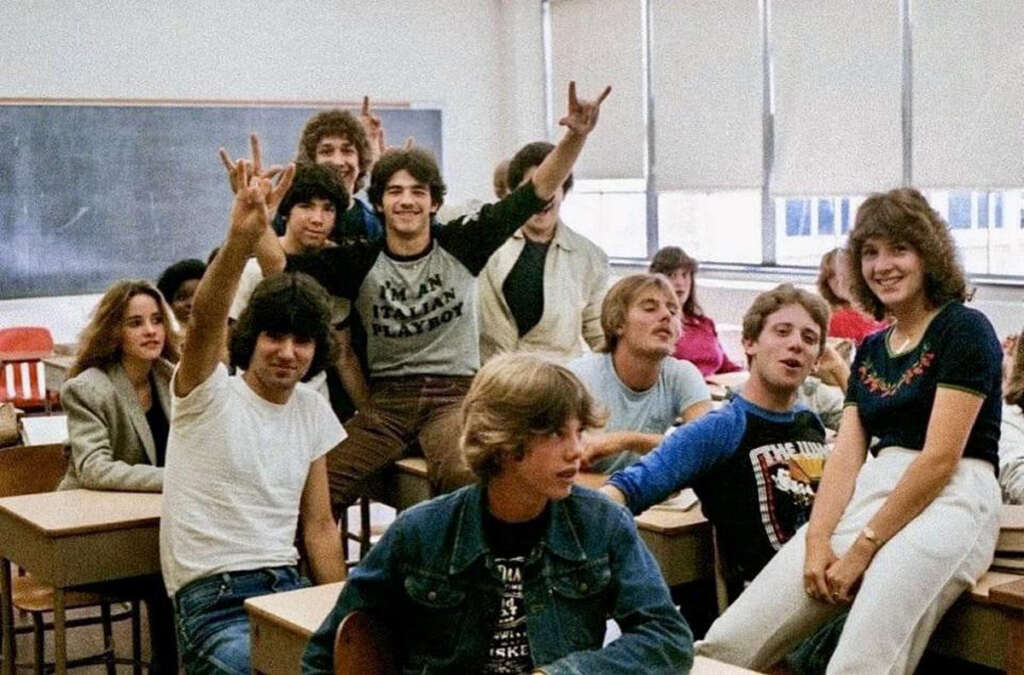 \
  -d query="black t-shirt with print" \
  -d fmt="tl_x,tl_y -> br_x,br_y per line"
846,302 -> 1002,471
480,502 -> 549,674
